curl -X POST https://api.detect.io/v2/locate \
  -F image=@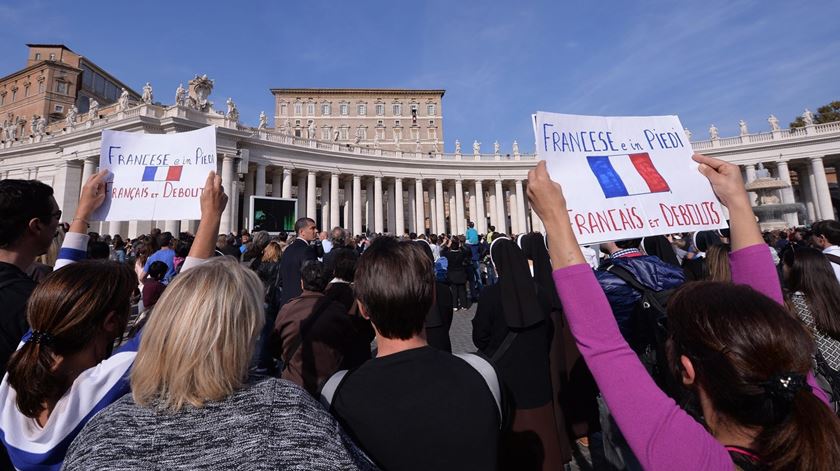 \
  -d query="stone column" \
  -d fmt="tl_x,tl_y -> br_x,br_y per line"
366,178 -> 375,232
163,220 -> 179,235
435,180 -> 446,236
494,179 -> 507,234
374,176 -> 384,233
531,207 -> 543,233
428,182 -> 437,234
306,170 -> 317,220
448,182 -> 457,234
799,166 -> 818,223
272,167 -> 283,197
282,168 -> 292,198
515,180 -> 528,233
80,158 -> 97,194
330,173 -> 340,230
407,180 -> 416,233
220,155 -> 235,234
509,188 -> 519,234
744,164 -> 757,206
343,176 -> 352,230
296,172 -> 307,219
468,189 -> 477,230
394,178 -> 405,236
811,156 -> 835,220
321,174 -> 331,230
415,178 -> 425,234
488,186 -> 498,230
776,161 -> 799,226
387,179 -> 396,233
243,167 -> 255,229
474,180 -> 487,233
255,164 -> 267,197
352,175 -> 362,235
455,179 -> 466,235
